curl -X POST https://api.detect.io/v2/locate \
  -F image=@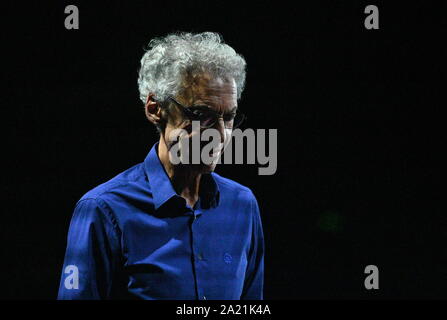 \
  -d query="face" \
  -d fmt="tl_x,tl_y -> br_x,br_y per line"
163,73 -> 238,173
